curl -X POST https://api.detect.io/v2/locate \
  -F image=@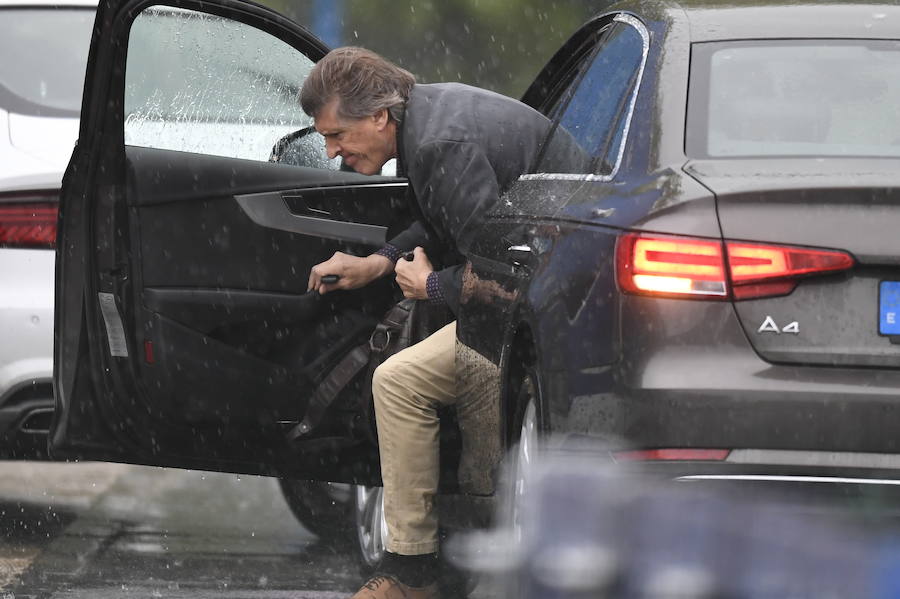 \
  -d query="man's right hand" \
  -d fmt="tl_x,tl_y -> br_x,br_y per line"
308,251 -> 394,295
